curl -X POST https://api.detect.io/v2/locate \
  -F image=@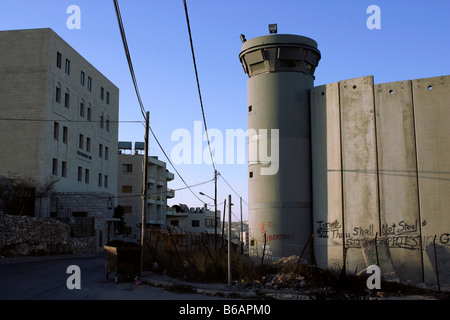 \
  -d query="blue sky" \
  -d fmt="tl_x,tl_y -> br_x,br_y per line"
1,0 -> 449,221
